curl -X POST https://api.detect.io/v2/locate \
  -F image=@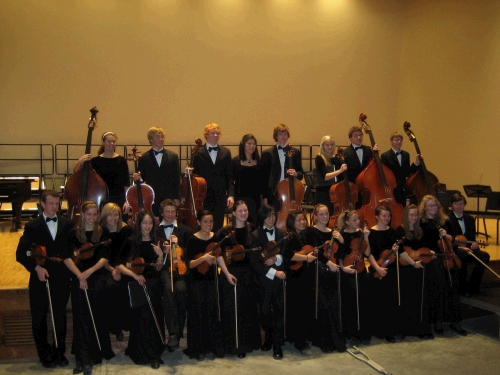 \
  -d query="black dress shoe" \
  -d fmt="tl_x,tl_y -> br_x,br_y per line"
54,353 -> 69,367
261,342 -> 272,352
196,352 -> 206,361
386,336 -> 396,343
73,363 -> 83,374
167,334 -> 179,349
273,345 -> 283,359
40,356 -> 56,368
237,352 -> 246,358
150,360 -> 160,369
434,322 -> 444,334
450,322 -> 467,336
83,364 -> 93,375
115,330 -> 124,342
